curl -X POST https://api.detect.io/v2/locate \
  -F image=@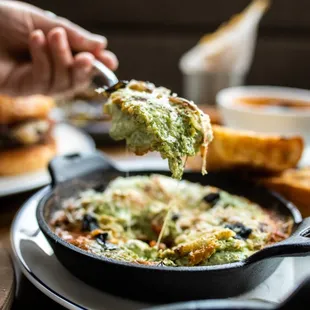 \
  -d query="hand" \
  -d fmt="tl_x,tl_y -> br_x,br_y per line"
0,1 -> 118,98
